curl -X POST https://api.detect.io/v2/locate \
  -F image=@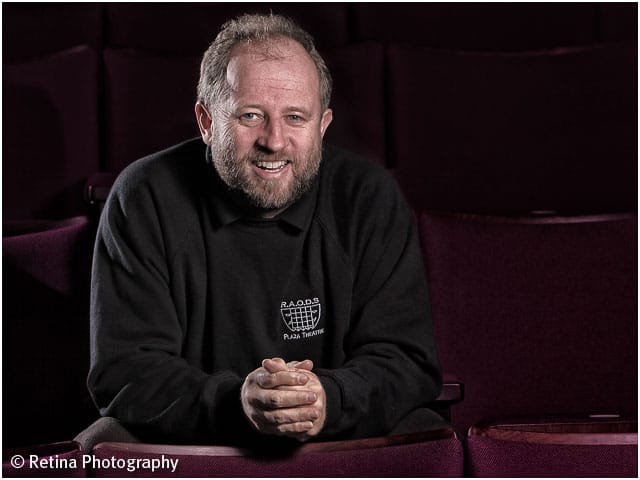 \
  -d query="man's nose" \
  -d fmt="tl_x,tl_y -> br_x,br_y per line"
256,119 -> 287,152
